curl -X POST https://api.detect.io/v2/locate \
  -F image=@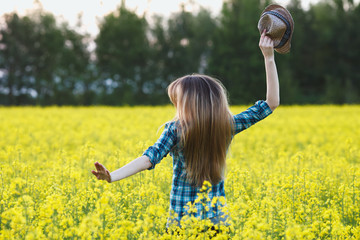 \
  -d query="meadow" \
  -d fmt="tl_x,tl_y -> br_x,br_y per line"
0,105 -> 359,239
